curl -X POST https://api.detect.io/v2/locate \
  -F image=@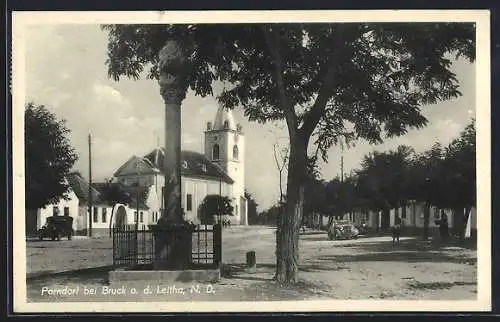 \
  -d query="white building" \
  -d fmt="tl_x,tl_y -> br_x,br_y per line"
112,104 -> 248,226
29,172 -> 123,237
28,105 -> 249,237
204,105 -> 247,225
343,202 -> 477,239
